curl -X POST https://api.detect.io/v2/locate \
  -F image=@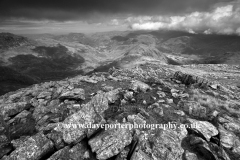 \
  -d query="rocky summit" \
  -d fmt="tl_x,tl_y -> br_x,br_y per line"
0,62 -> 240,160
